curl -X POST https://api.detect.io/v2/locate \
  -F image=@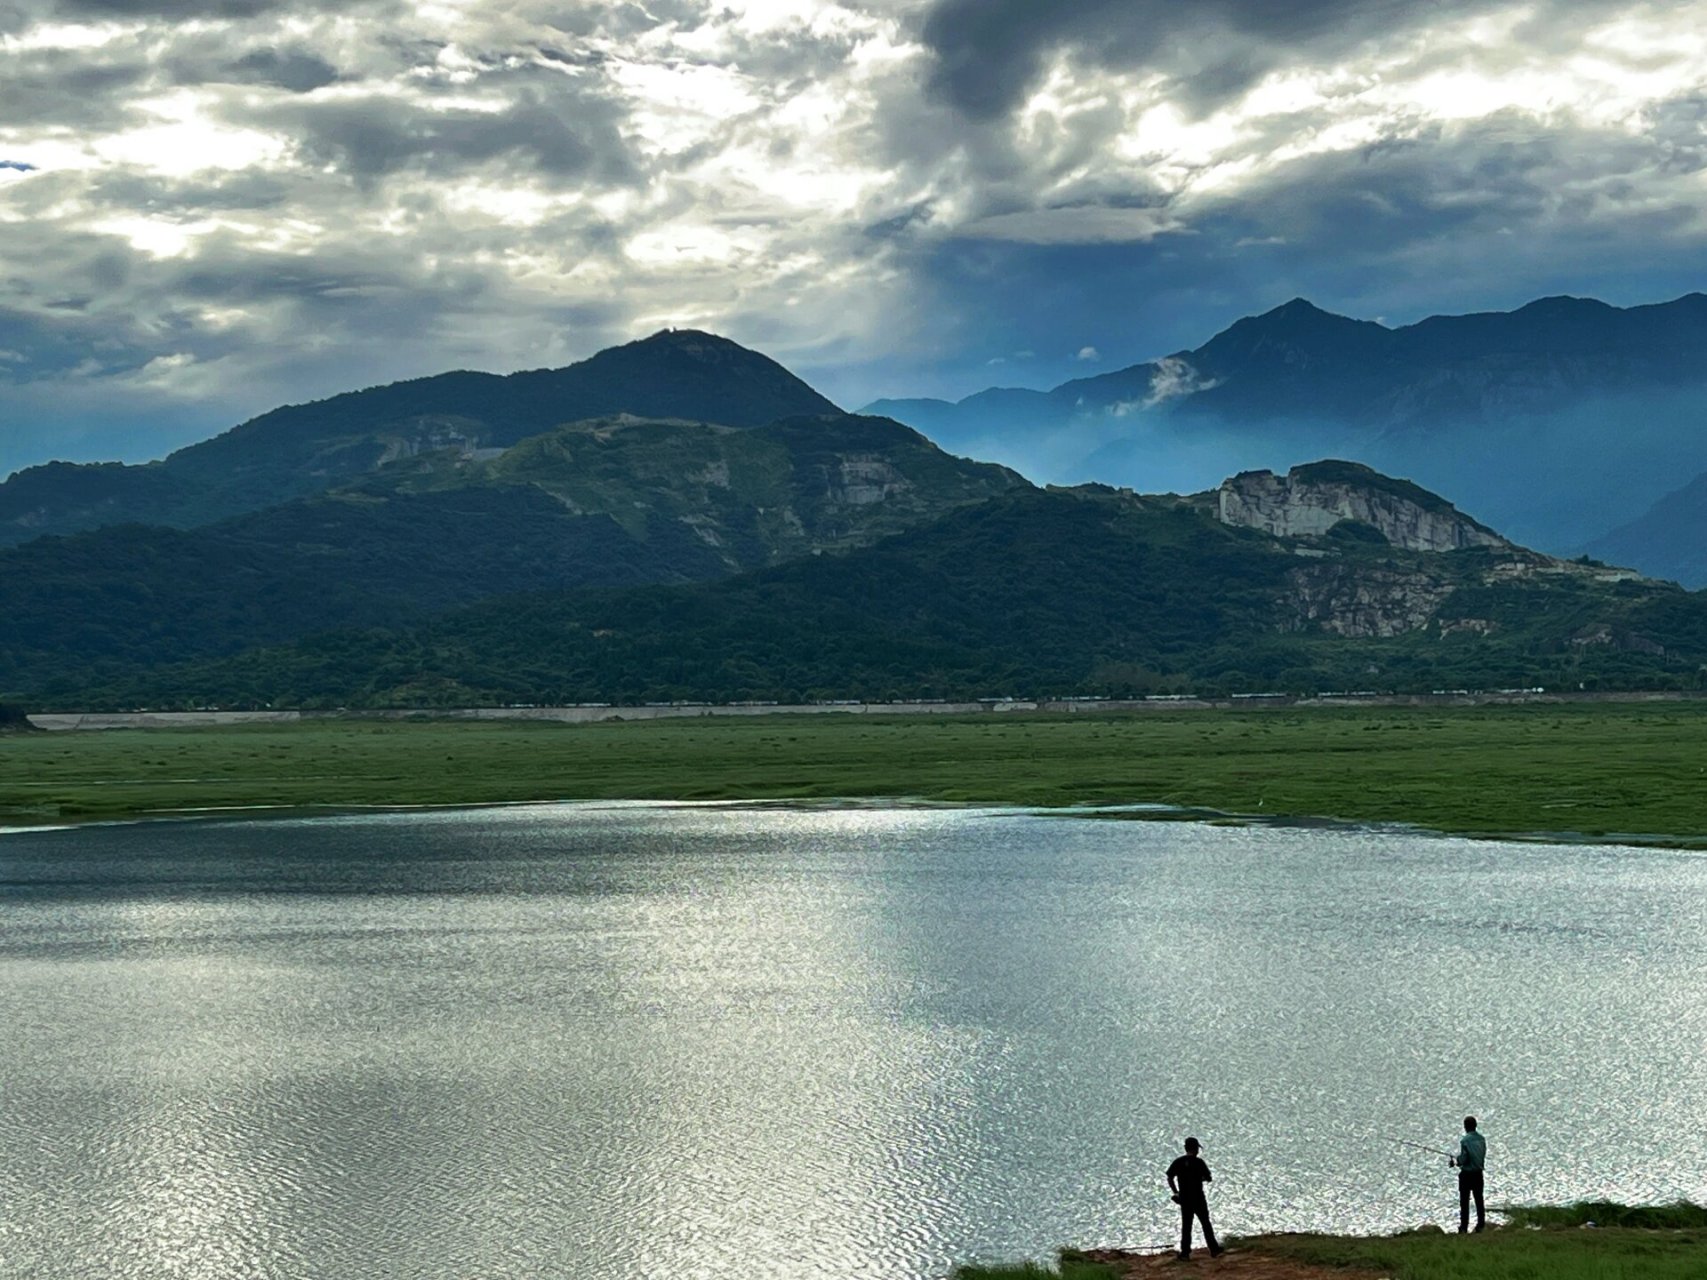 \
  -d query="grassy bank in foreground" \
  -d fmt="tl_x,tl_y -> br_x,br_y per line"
959,1203 -> 1707,1279
3,702 -> 1707,841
